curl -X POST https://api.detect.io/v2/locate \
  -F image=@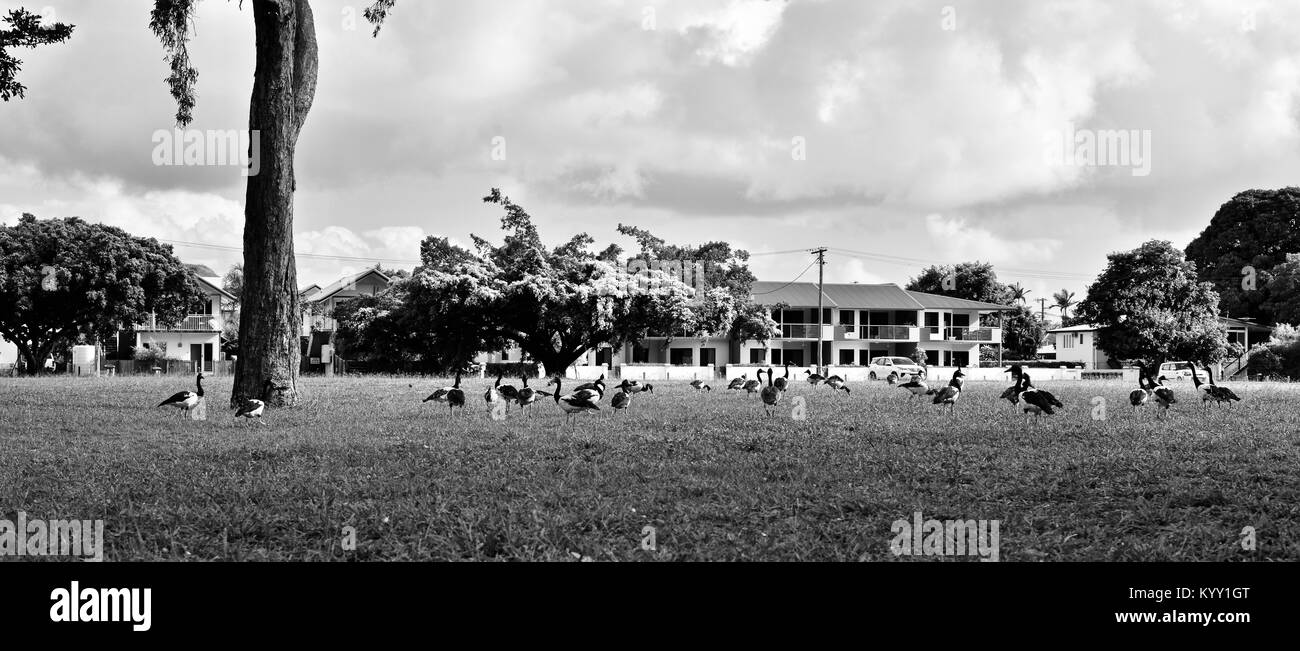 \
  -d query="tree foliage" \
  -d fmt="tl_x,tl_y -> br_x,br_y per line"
1260,253 -> 1300,326
1001,305 -> 1044,359
1076,240 -> 1231,368
1185,187 -> 1300,324
344,190 -> 775,373
0,214 -> 204,374
905,261 -> 1009,305
0,7 -> 74,101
